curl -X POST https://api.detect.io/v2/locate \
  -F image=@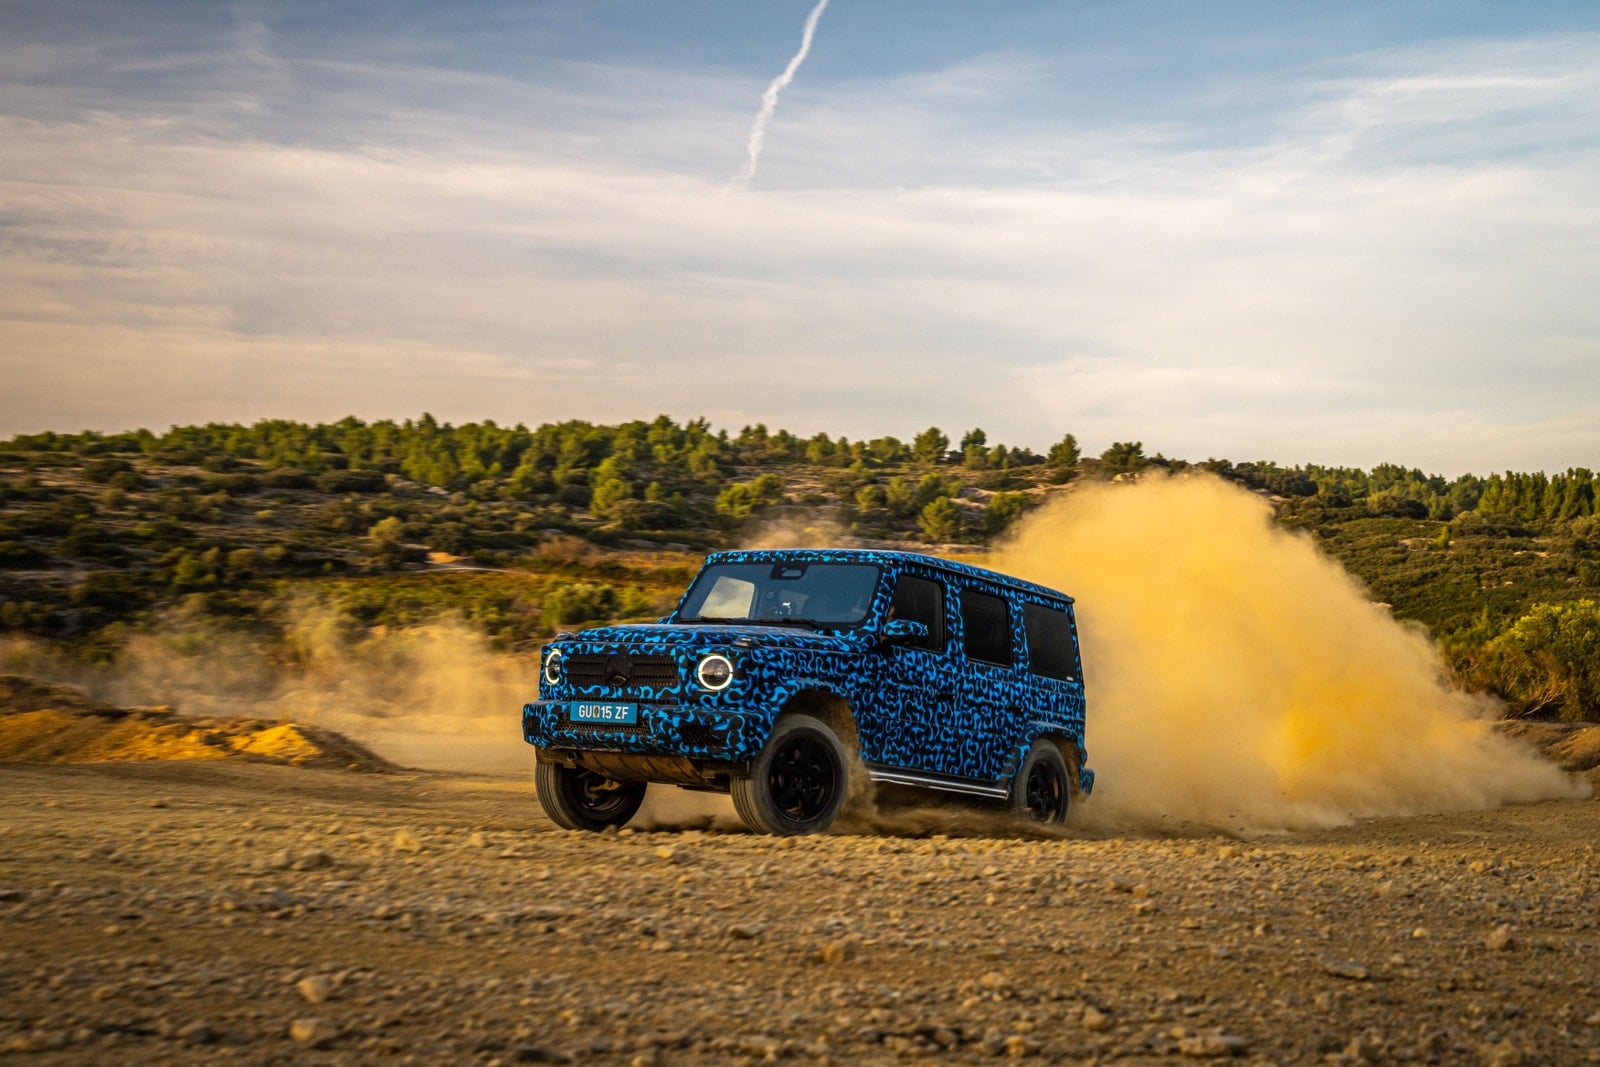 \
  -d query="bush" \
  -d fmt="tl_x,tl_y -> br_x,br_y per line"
918,496 -> 962,542
84,458 -> 134,484
983,491 -> 1034,537
203,473 -> 261,495
715,474 -> 784,521
0,541 -> 46,568
1496,601 -> 1600,721
1452,600 -> 1600,721
70,570 -> 155,613
108,469 -> 146,491
263,468 -> 316,490
316,469 -> 387,493
543,582 -> 619,628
